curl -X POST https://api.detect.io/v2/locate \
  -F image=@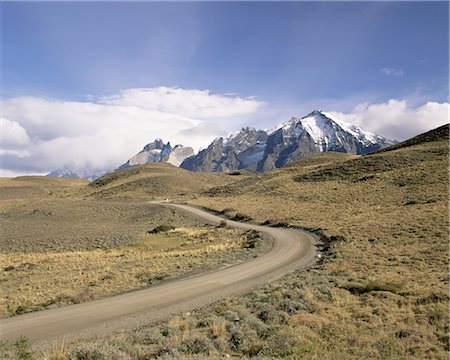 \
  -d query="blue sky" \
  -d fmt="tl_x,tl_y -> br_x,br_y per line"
1,1 -> 449,176
2,1 -> 448,105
